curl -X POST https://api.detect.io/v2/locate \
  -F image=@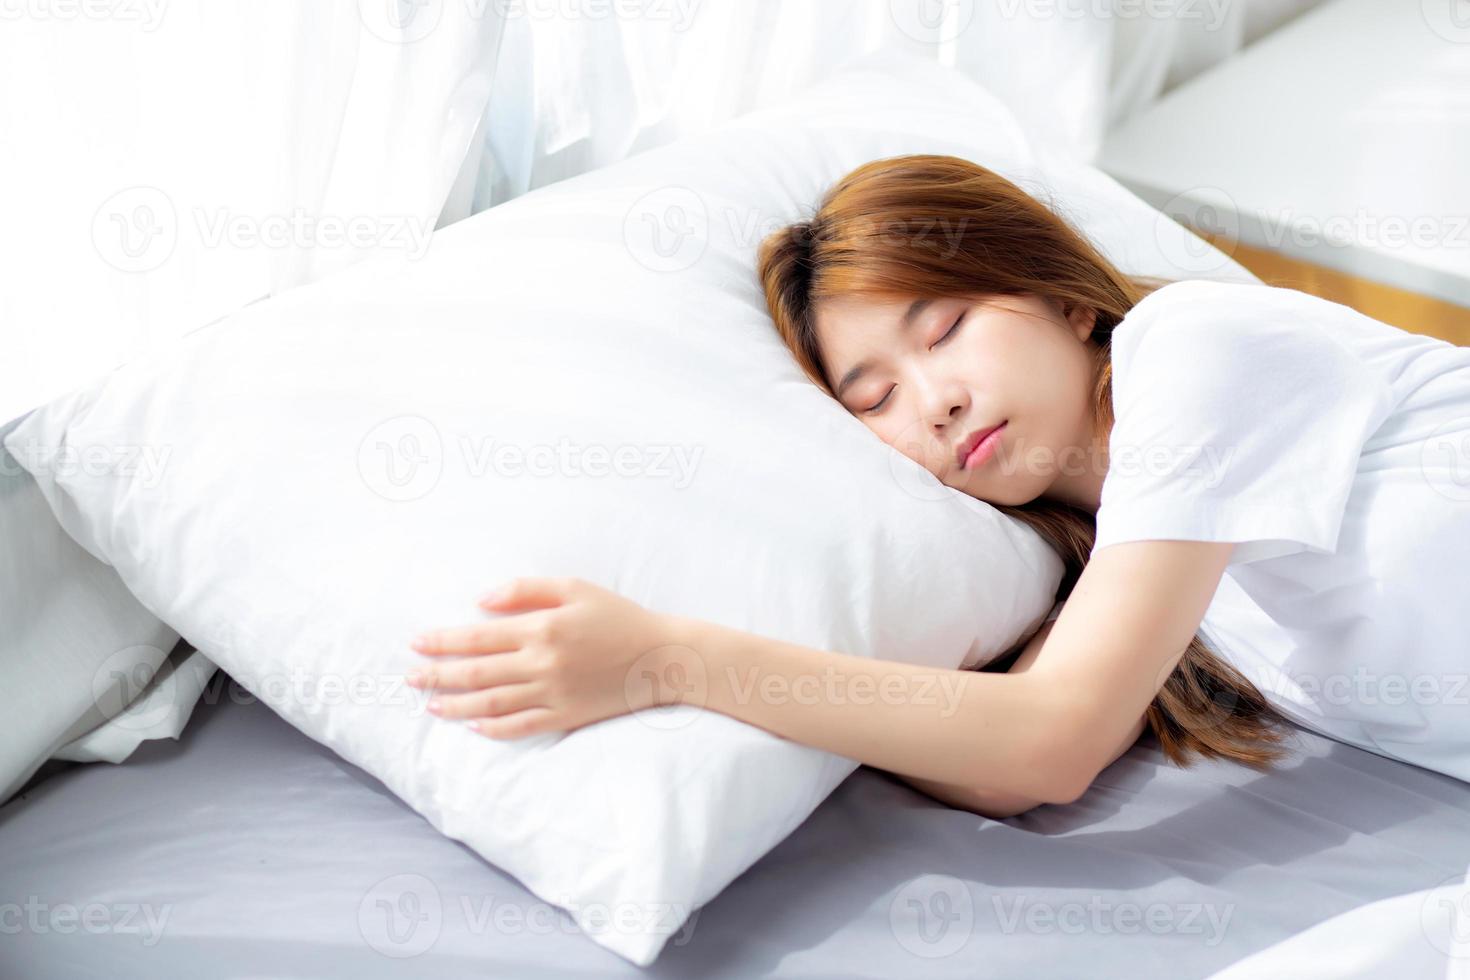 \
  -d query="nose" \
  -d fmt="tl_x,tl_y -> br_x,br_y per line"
916,376 -> 966,436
